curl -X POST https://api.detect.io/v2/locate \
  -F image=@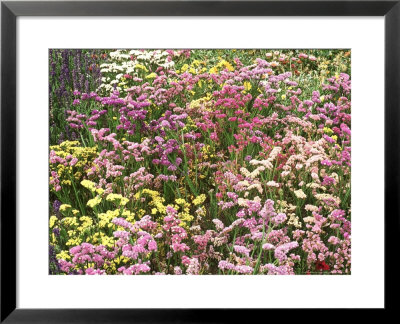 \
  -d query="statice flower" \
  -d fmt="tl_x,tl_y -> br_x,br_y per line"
233,245 -> 250,257
272,213 -> 287,225
218,260 -> 236,271
186,258 -> 200,275
52,200 -> 62,213
274,242 -> 299,263
234,265 -> 253,274
262,243 -> 275,250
